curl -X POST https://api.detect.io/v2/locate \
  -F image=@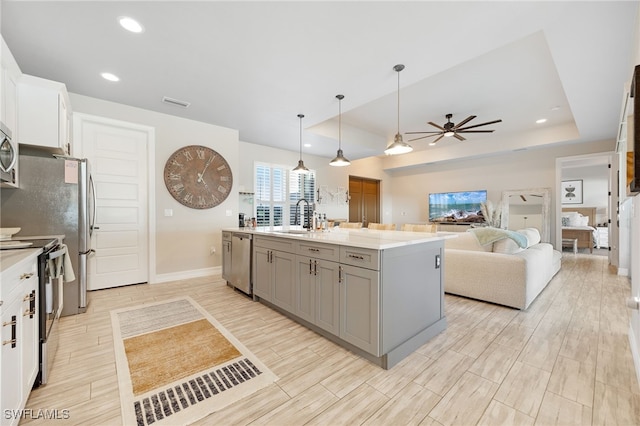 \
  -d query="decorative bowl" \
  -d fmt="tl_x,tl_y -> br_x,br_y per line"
0,227 -> 21,241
